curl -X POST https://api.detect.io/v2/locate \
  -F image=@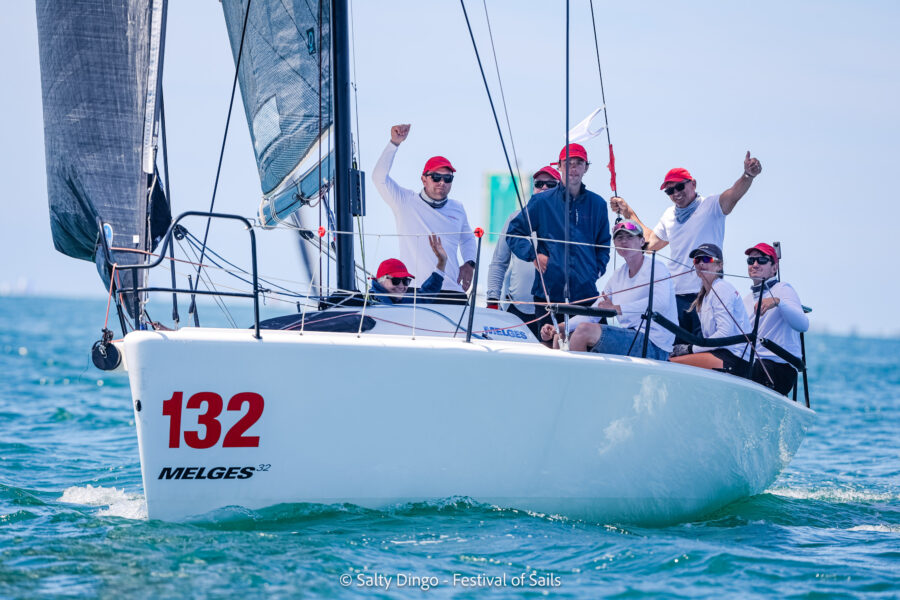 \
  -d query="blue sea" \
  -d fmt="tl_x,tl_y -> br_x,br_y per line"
1,296 -> 898,598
